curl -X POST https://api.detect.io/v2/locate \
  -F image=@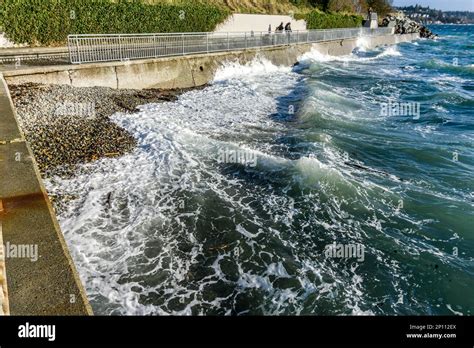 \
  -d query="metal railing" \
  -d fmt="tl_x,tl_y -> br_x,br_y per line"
68,27 -> 394,64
